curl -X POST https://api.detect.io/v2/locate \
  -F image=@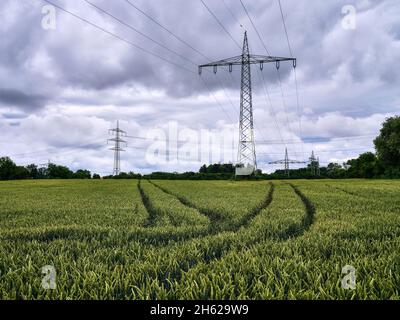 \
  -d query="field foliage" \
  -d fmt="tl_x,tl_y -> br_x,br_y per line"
0,179 -> 399,299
